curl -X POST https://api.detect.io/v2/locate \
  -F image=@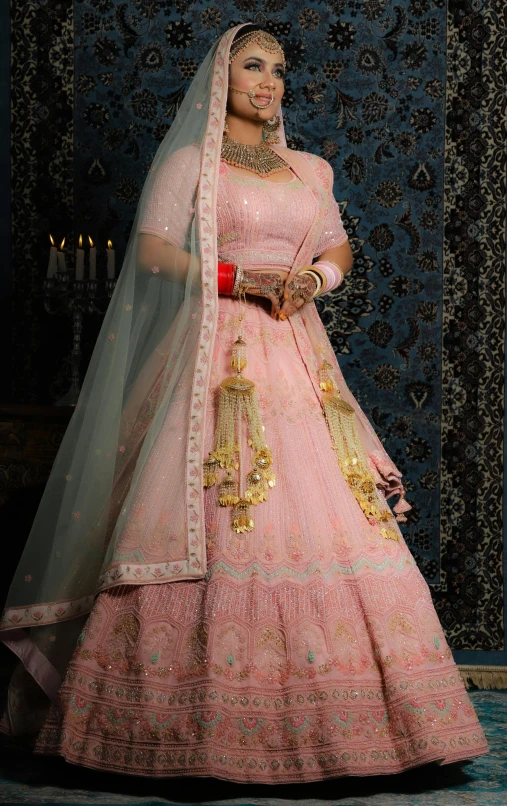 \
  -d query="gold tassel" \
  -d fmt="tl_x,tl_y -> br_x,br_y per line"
245,469 -> 268,504
203,333 -> 275,532
253,448 -> 276,487
203,456 -> 220,488
218,473 -> 240,506
232,498 -> 255,534
319,360 -> 399,538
